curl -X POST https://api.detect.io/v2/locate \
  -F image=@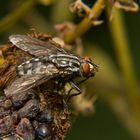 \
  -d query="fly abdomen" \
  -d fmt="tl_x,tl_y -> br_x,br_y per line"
17,57 -> 50,76
17,60 -> 33,76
